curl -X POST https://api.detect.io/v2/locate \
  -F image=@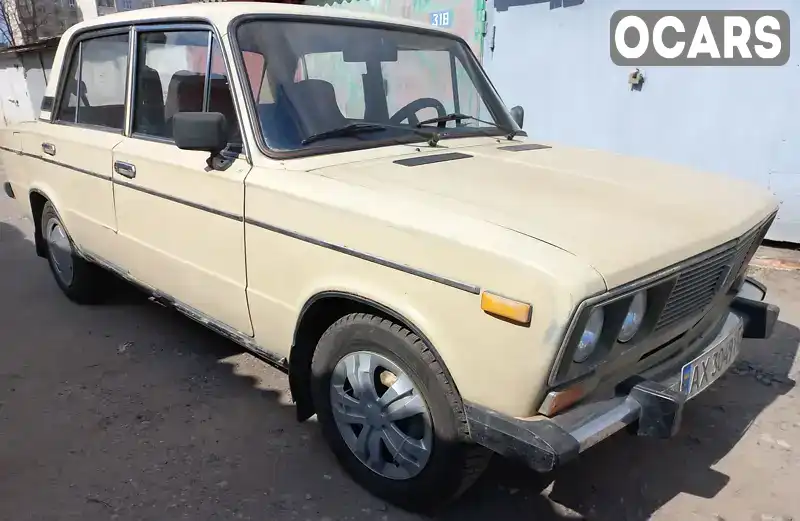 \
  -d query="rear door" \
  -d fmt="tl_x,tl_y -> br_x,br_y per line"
32,29 -> 130,264
111,25 -> 253,336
